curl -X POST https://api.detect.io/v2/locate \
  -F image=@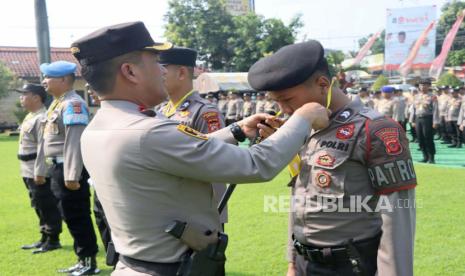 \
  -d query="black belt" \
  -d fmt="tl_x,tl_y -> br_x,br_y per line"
120,255 -> 180,276
417,114 -> 433,118
293,232 -> 381,264
17,153 -> 37,161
